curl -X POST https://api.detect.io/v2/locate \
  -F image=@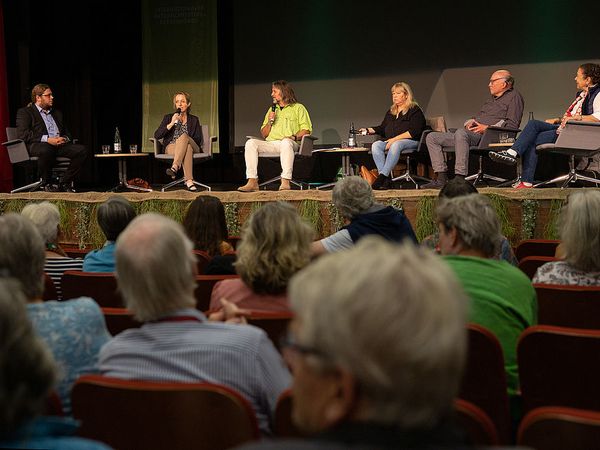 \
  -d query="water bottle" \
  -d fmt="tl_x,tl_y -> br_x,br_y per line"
528,112 -> 534,122
114,127 -> 122,153
348,122 -> 357,148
